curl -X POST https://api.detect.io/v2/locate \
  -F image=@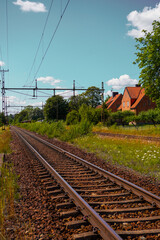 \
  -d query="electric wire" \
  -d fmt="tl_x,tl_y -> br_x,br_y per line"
8,90 -> 33,97
32,0 -> 71,83
26,0 -> 55,86
6,0 -> 9,69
